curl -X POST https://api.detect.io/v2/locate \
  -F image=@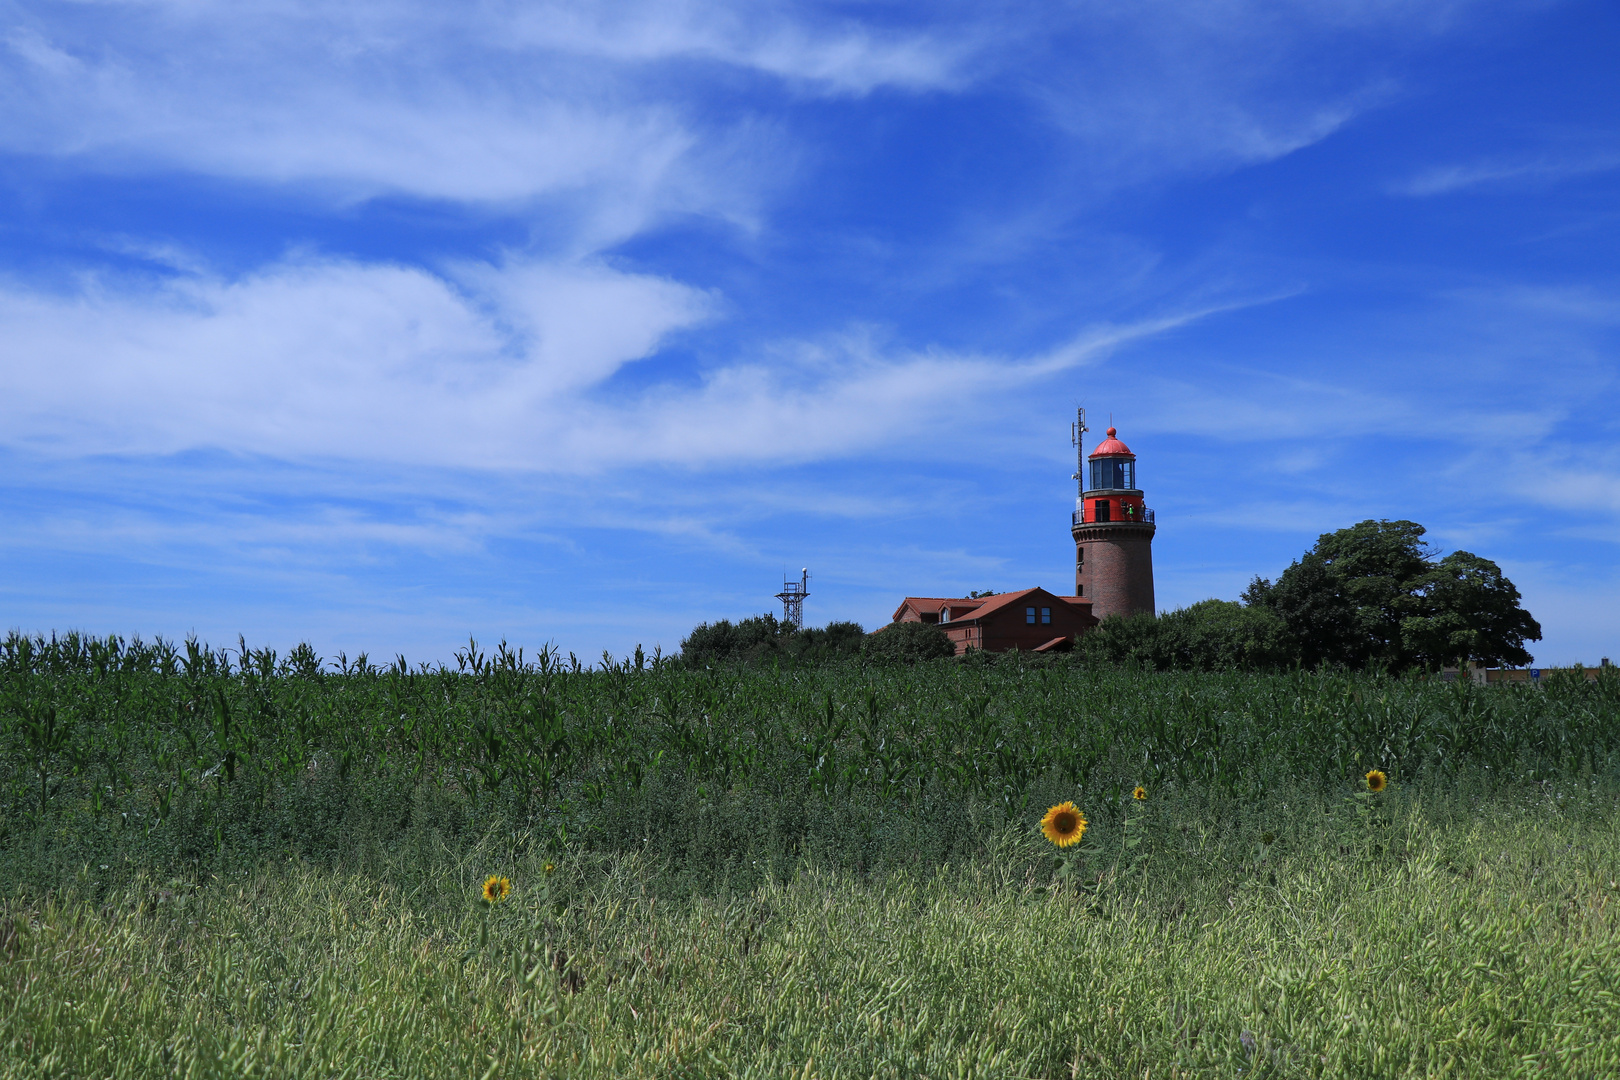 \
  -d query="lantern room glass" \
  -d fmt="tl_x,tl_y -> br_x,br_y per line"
1088,458 -> 1135,490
